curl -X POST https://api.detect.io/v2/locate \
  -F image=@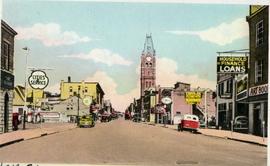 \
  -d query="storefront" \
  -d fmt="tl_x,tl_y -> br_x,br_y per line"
248,84 -> 268,137
0,71 -> 15,133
